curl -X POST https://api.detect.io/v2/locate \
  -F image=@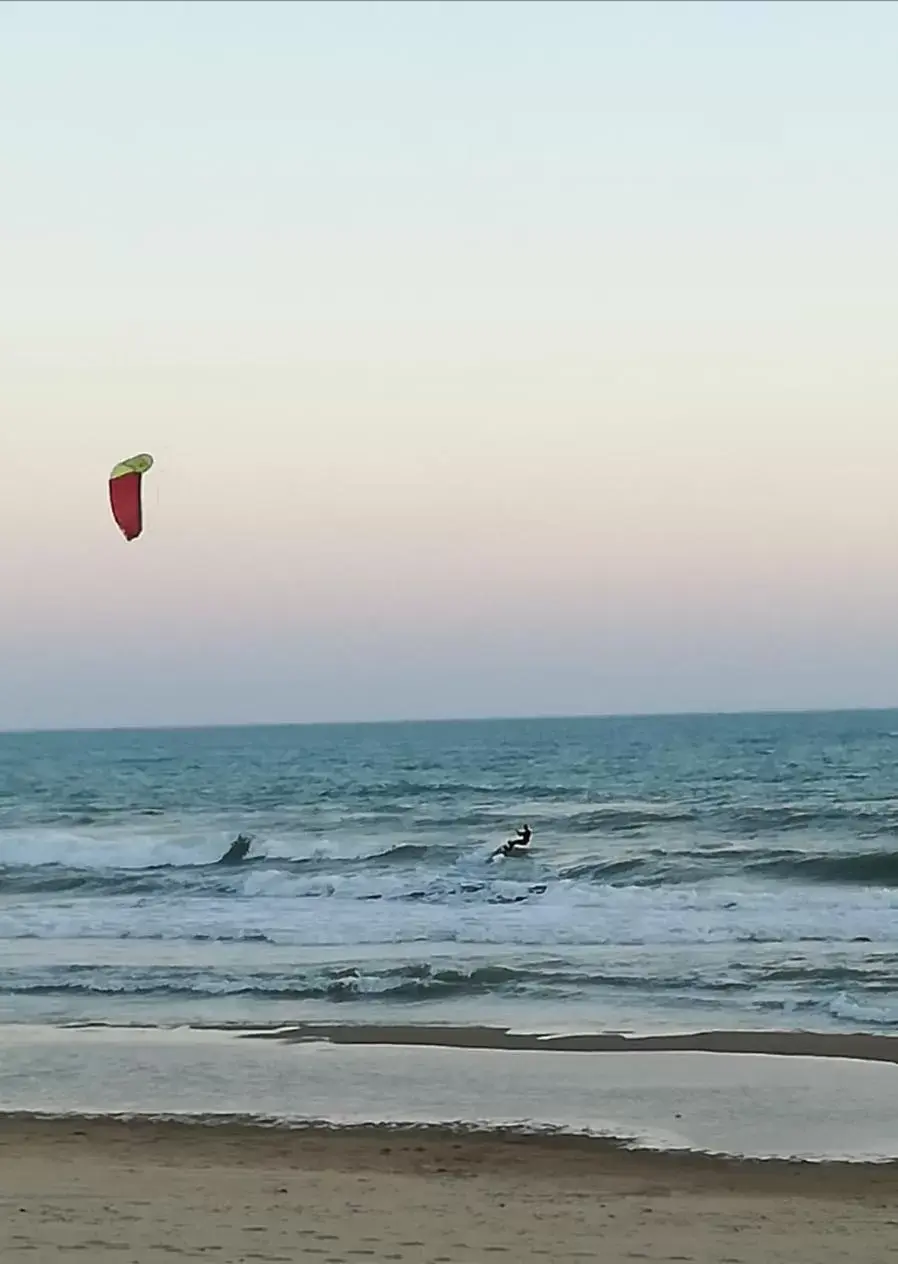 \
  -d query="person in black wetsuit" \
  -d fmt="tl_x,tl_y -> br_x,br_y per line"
496,823 -> 532,857
217,834 -> 253,864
